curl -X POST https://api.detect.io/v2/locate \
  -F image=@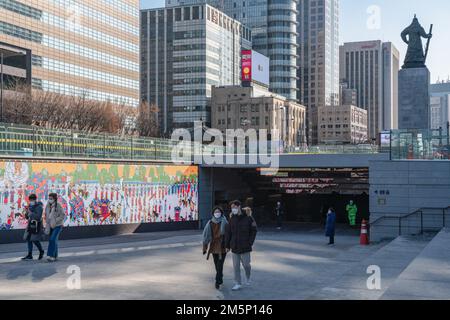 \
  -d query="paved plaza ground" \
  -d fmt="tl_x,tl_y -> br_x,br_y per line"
0,225 -> 448,300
